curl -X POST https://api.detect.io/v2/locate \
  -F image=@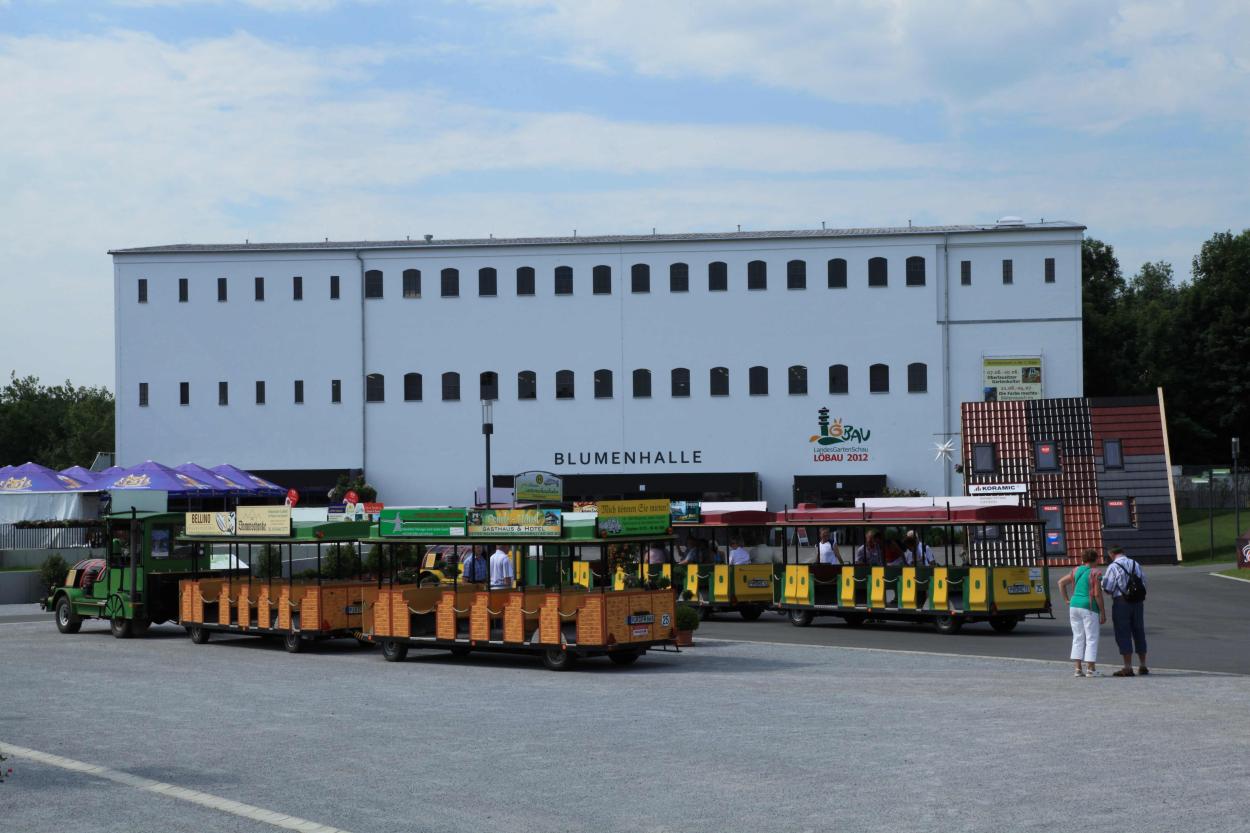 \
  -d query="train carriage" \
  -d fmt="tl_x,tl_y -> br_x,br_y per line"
670,507 -> 778,620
